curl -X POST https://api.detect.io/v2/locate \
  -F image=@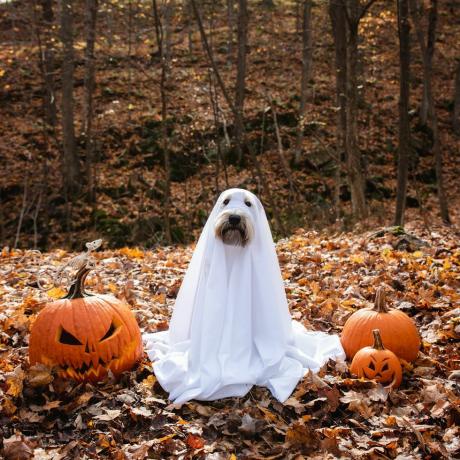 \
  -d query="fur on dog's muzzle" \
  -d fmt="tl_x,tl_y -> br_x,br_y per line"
214,209 -> 254,247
